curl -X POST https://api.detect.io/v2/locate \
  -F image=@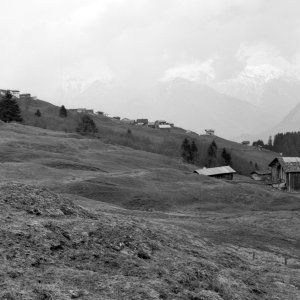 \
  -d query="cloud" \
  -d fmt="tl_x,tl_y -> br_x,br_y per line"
161,58 -> 217,83
0,0 -> 299,105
